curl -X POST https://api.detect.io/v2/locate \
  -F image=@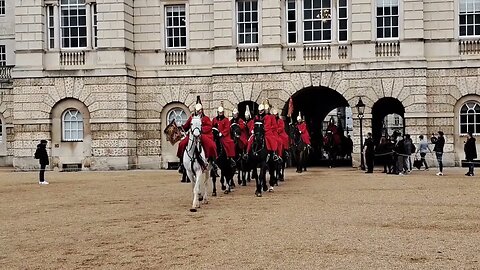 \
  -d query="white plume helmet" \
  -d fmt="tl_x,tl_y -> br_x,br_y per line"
258,104 -> 265,111
233,108 -> 239,115
217,106 -> 224,113
245,105 -> 251,116
272,108 -> 278,115
195,103 -> 203,111
264,103 -> 270,111
297,111 -> 302,121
